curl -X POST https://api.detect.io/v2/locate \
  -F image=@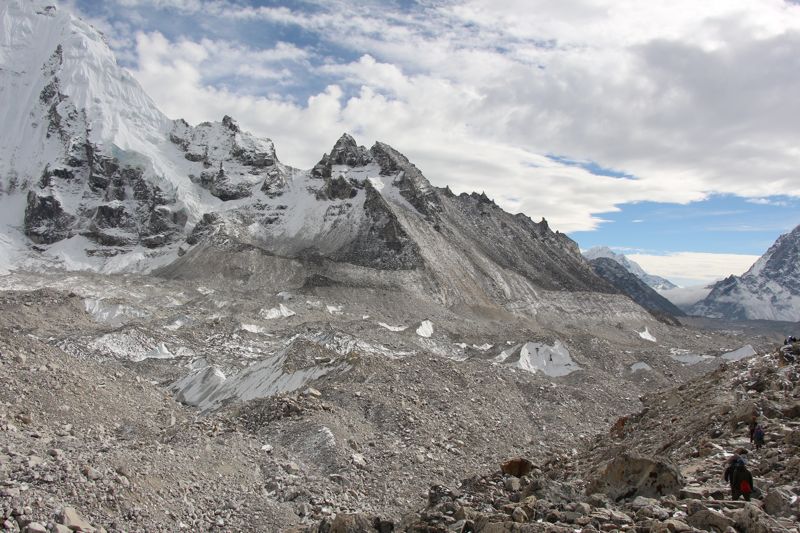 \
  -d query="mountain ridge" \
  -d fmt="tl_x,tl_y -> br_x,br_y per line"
692,224 -> 800,321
